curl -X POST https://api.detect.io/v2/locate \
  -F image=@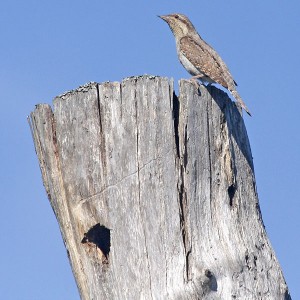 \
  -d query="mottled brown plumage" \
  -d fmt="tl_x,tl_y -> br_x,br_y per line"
159,13 -> 251,116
